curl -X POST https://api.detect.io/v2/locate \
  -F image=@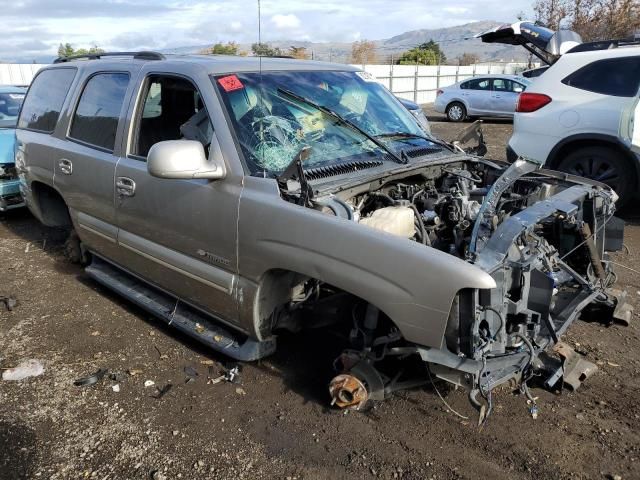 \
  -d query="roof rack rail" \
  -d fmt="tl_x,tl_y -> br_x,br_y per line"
53,51 -> 166,64
567,38 -> 640,54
